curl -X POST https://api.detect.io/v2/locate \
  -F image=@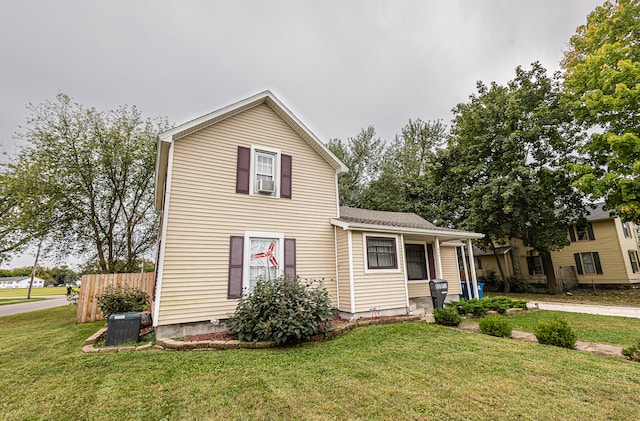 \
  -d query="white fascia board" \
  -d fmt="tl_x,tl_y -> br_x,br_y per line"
329,219 -> 484,240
